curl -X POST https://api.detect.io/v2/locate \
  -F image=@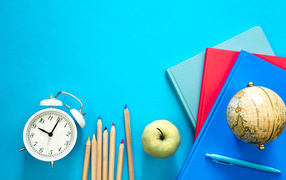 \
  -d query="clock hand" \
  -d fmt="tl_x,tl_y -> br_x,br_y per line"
49,120 -> 59,136
39,127 -> 53,145
38,128 -> 50,135
47,136 -> 51,146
